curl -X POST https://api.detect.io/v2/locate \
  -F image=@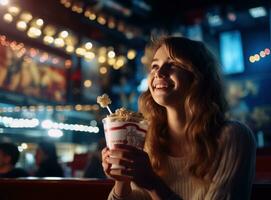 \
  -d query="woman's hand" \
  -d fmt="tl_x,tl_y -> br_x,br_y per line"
101,147 -> 130,182
107,144 -> 158,190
